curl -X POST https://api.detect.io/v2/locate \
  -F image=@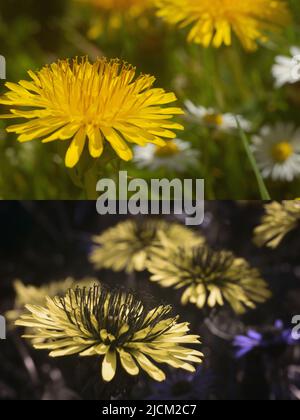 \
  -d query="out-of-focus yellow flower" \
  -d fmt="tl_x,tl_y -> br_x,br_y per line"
75,0 -> 154,39
148,235 -> 271,314
254,201 -> 300,248
0,57 -> 183,168
6,277 -> 99,326
90,219 -> 205,273
78,0 -> 150,12
155,0 -> 291,51
76,0 -> 153,38
16,285 -> 203,383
